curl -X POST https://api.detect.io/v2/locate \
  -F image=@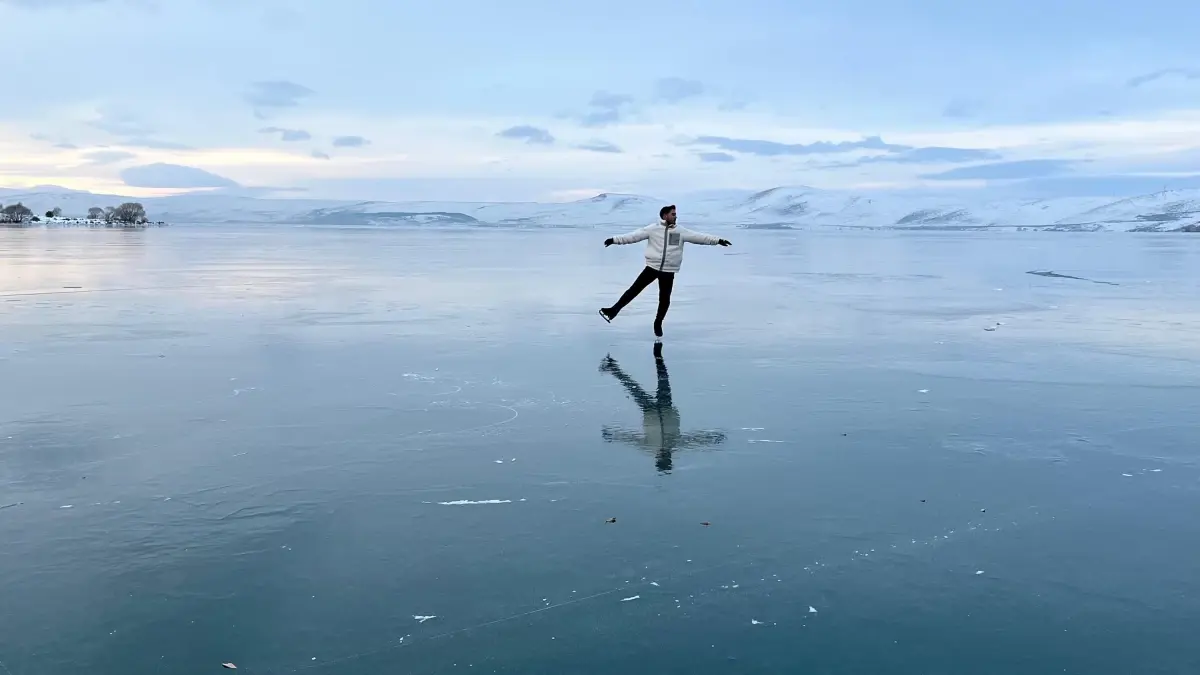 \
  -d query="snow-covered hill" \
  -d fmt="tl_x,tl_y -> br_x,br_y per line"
2,185 -> 1199,232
